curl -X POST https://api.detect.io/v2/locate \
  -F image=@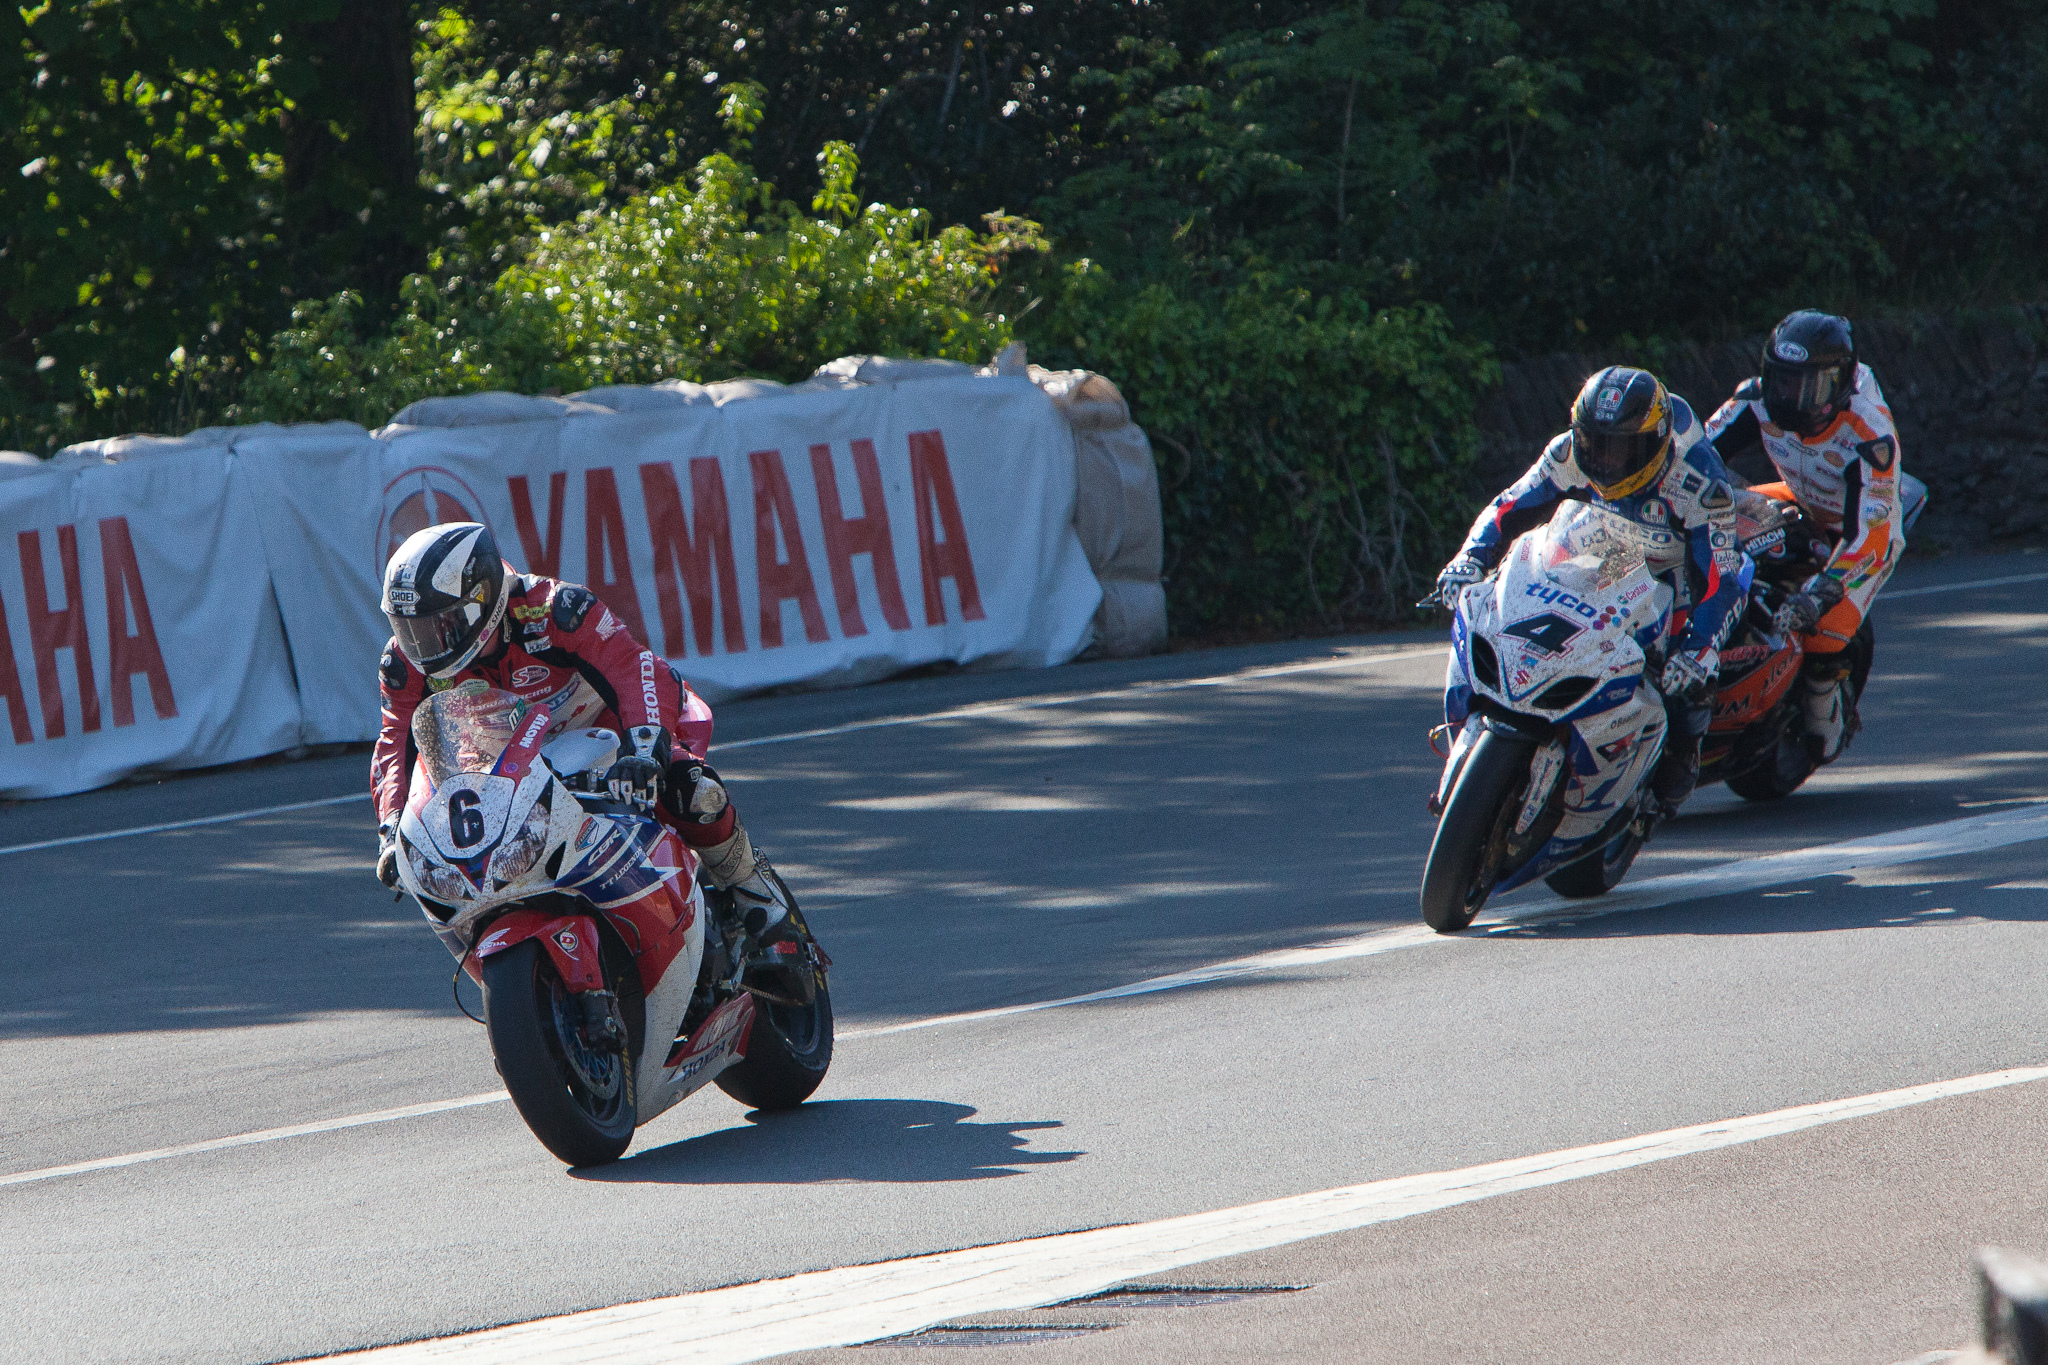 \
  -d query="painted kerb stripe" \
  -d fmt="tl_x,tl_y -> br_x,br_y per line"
305,1064 -> 2048,1363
